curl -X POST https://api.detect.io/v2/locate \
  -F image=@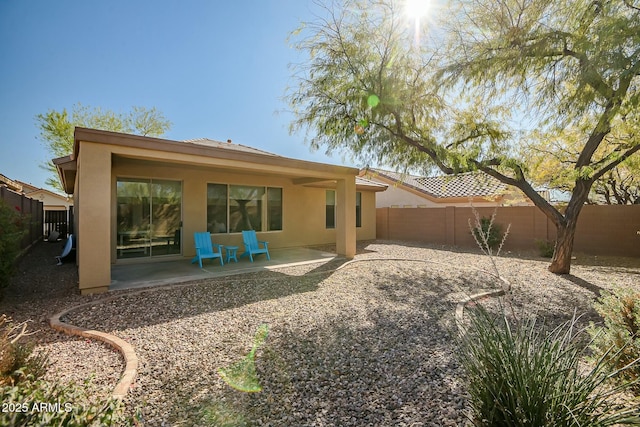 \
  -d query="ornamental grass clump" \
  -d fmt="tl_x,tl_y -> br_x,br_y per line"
458,306 -> 640,426
1,378 -> 127,427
